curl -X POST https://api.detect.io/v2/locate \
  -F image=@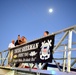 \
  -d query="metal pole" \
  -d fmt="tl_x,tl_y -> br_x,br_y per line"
53,31 -> 69,52
0,53 -> 1,65
67,30 -> 72,72
63,46 -> 67,72
71,59 -> 76,67
1,52 -> 3,65
2,52 -> 9,66
36,63 -> 40,75
72,29 -> 76,34
54,59 -> 62,71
